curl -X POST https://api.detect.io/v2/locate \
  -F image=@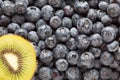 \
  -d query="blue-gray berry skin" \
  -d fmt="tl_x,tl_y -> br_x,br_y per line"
37,25 -> 52,40
63,5 -> 74,16
84,69 -> 99,80
52,68 -> 64,80
74,1 -> 89,14
45,35 -> 57,49
28,31 -> 39,43
50,16 -> 62,28
90,34 -> 103,47
55,59 -> 68,71
92,22 -> 104,34
62,17 -> 72,29
100,67 -> 112,79
88,0 -> 98,8
33,45 -> 40,57
55,9 -> 64,19
66,51 -> 79,65
101,15 -> 112,25
110,60 -> 119,69
38,40 -> 46,50
87,9 -> 97,22
55,27 -> 70,42
21,22 -> 35,32
107,41 -> 119,52
39,67 -> 52,80
15,0 -> 29,6
97,10 -> 106,19
11,15 -> 25,25
98,1 -> 109,11
89,47 -> 101,58
111,71 -> 119,80
15,28 -> 28,38
75,35 -> 90,49
77,18 -> 93,34
35,0 -> 47,8
41,5 -> 54,21
66,67 -> 81,80
66,38 -> 76,50
39,50 -> 53,64
72,13 -> 80,26
70,27 -> 79,37
35,19 -> 47,29
15,1 -> 27,14
77,52 -> 95,69
101,26 -> 117,42
107,3 -> 120,17
48,0 -> 63,8
115,48 -> 120,61
94,59 -> 101,69
53,44 -> 68,59
0,27 -> 8,36
1,1 -> 15,16
7,23 -> 20,33
100,51 -> 114,66
25,6 -> 41,22
0,15 -> 10,27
